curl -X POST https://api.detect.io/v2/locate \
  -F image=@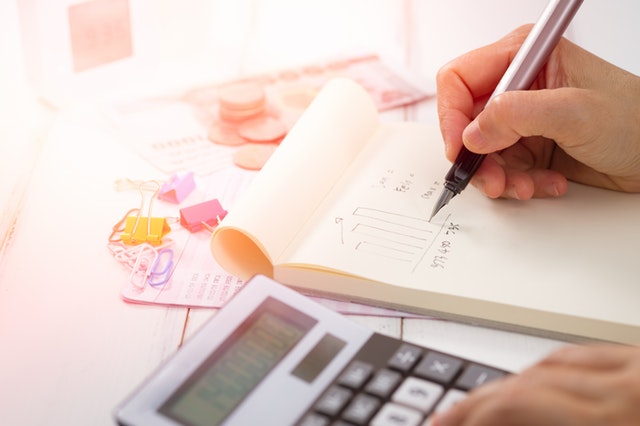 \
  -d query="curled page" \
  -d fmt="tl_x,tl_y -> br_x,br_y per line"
211,78 -> 379,279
